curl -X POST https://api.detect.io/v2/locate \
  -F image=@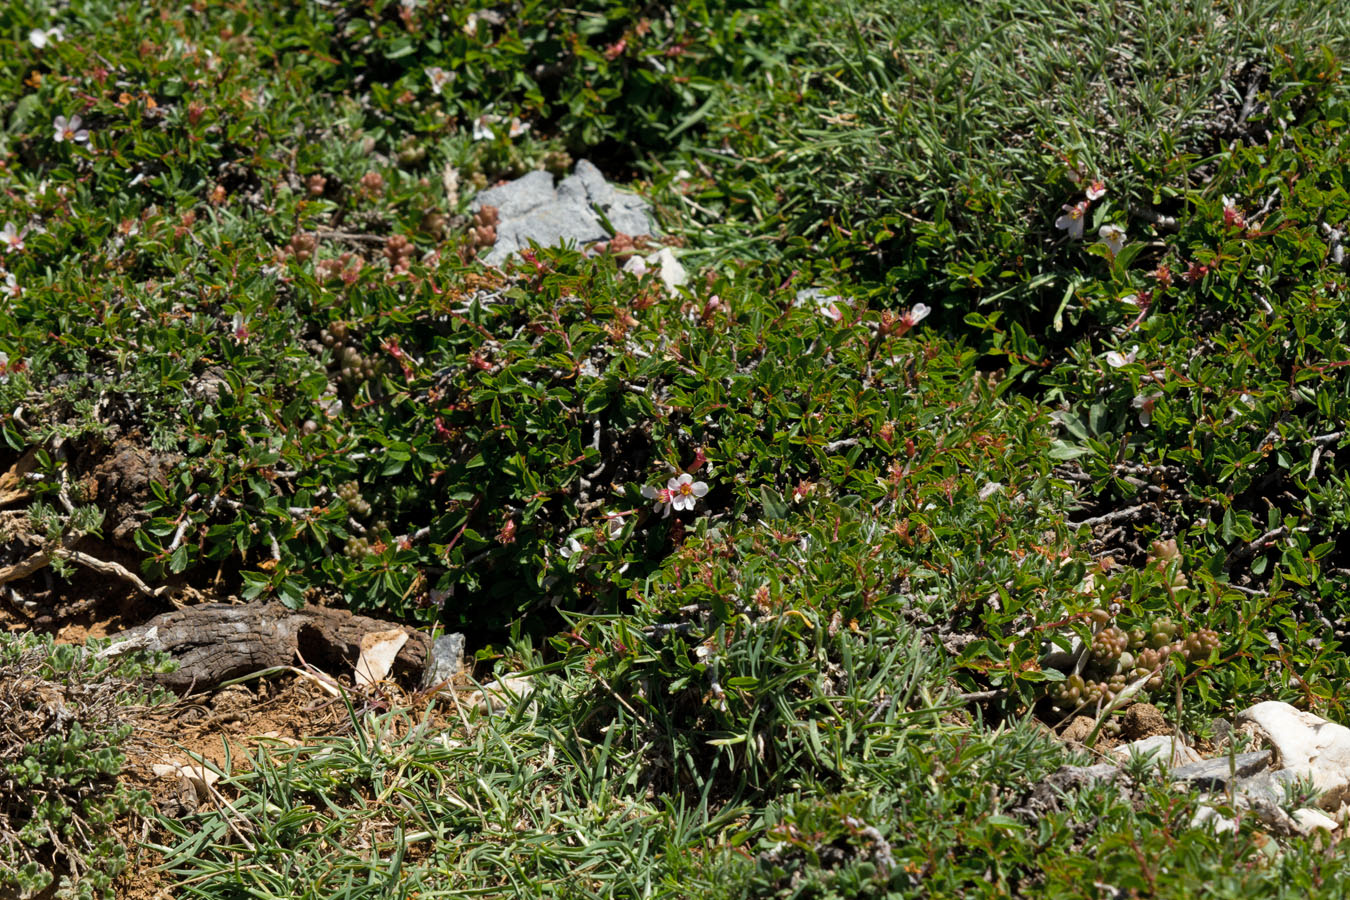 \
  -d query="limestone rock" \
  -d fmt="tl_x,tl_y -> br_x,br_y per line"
1237,700 -> 1350,809
1292,807 -> 1339,835
471,160 -> 656,264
